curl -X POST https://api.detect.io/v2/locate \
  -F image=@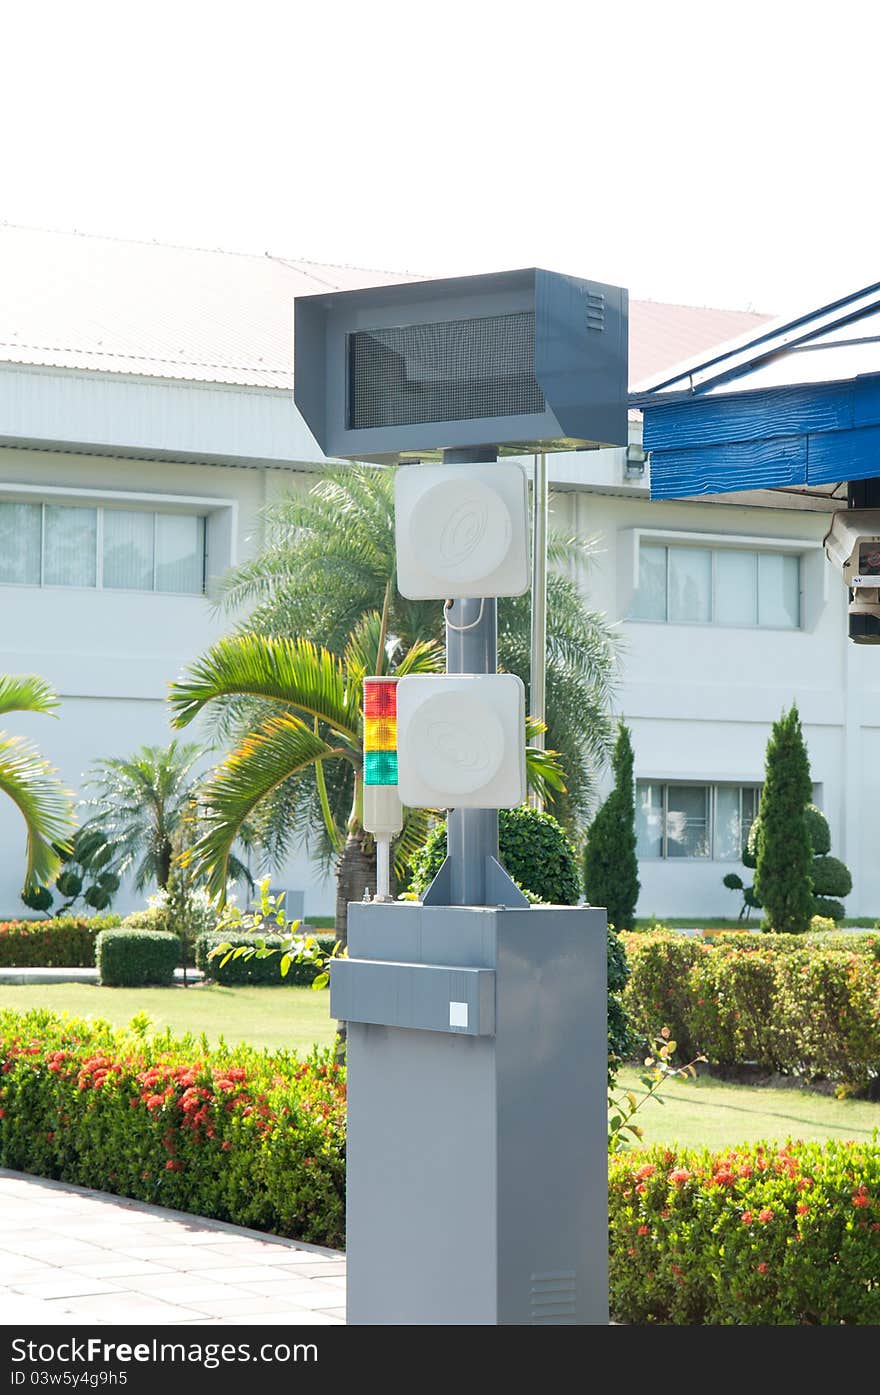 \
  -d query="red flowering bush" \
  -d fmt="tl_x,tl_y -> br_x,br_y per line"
0,1008 -> 345,1247
621,931 -> 880,1091
610,1139 -> 880,1324
0,917 -> 121,968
